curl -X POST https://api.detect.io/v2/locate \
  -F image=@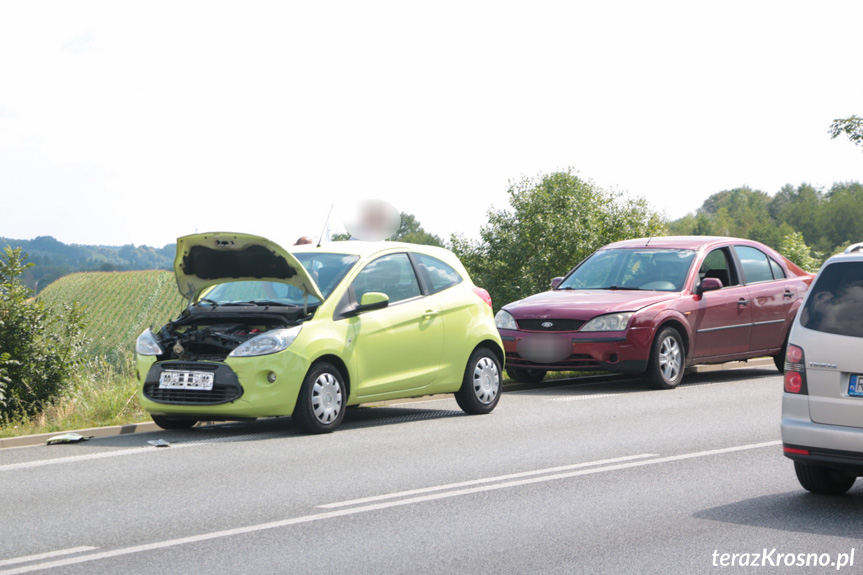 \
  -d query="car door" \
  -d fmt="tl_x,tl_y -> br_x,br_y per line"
689,247 -> 753,358
349,253 -> 444,398
733,245 -> 797,352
